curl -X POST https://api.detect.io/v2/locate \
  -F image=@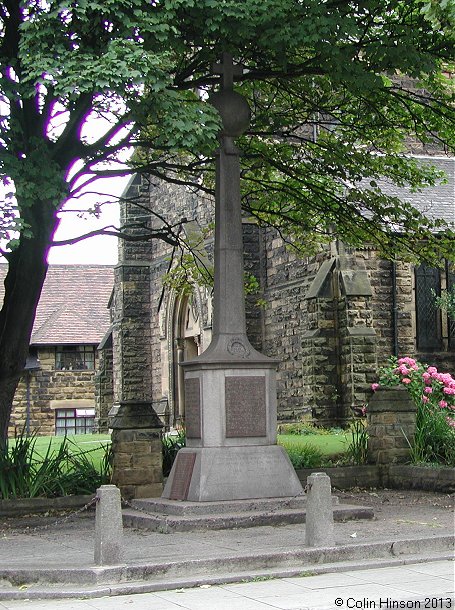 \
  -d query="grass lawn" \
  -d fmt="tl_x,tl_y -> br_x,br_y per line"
278,432 -> 350,458
9,433 -> 111,468
9,432 -> 349,472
